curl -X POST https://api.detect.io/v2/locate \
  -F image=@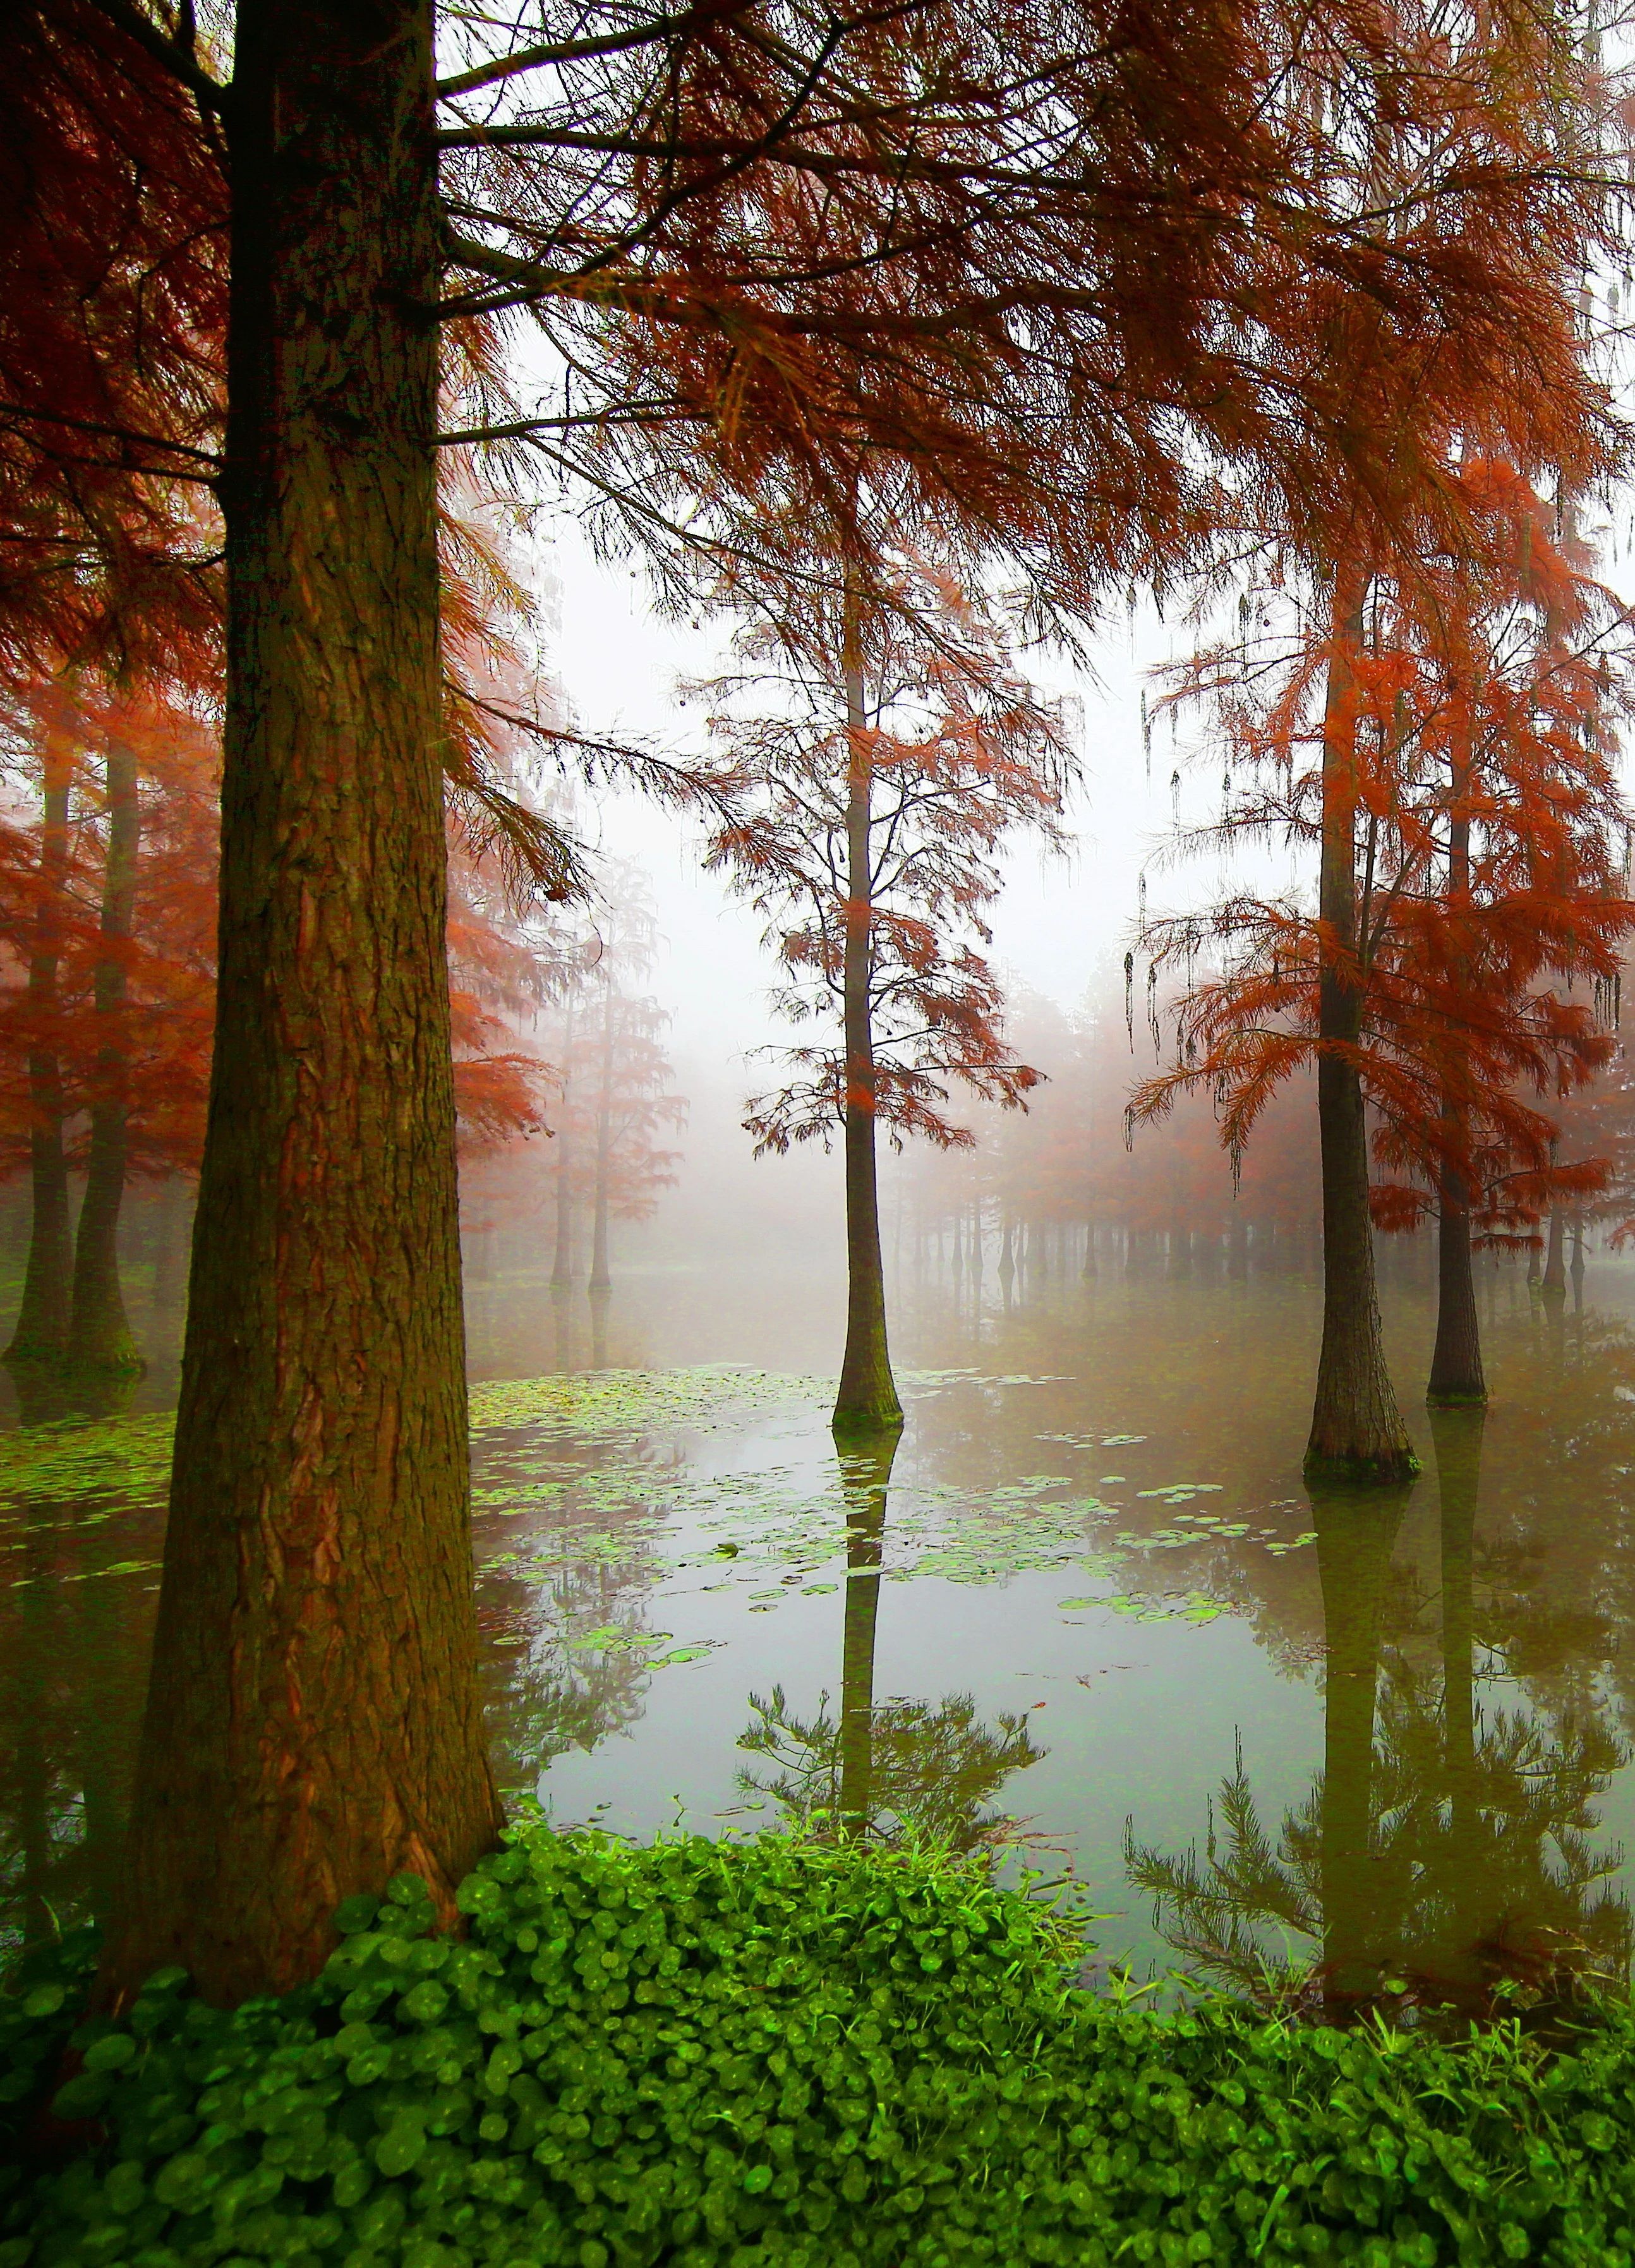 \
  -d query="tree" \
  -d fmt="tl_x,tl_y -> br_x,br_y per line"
701,539 -> 1070,1432
26,0 -> 1619,2001
1131,466 -> 1633,1469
